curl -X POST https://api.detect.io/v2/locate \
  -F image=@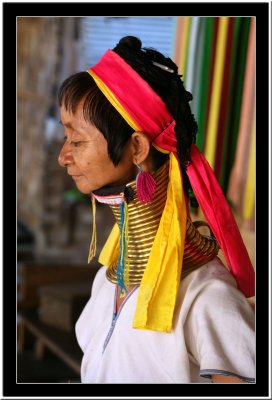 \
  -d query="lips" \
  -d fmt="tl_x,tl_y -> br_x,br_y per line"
68,174 -> 82,181
71,175 -> 82,181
